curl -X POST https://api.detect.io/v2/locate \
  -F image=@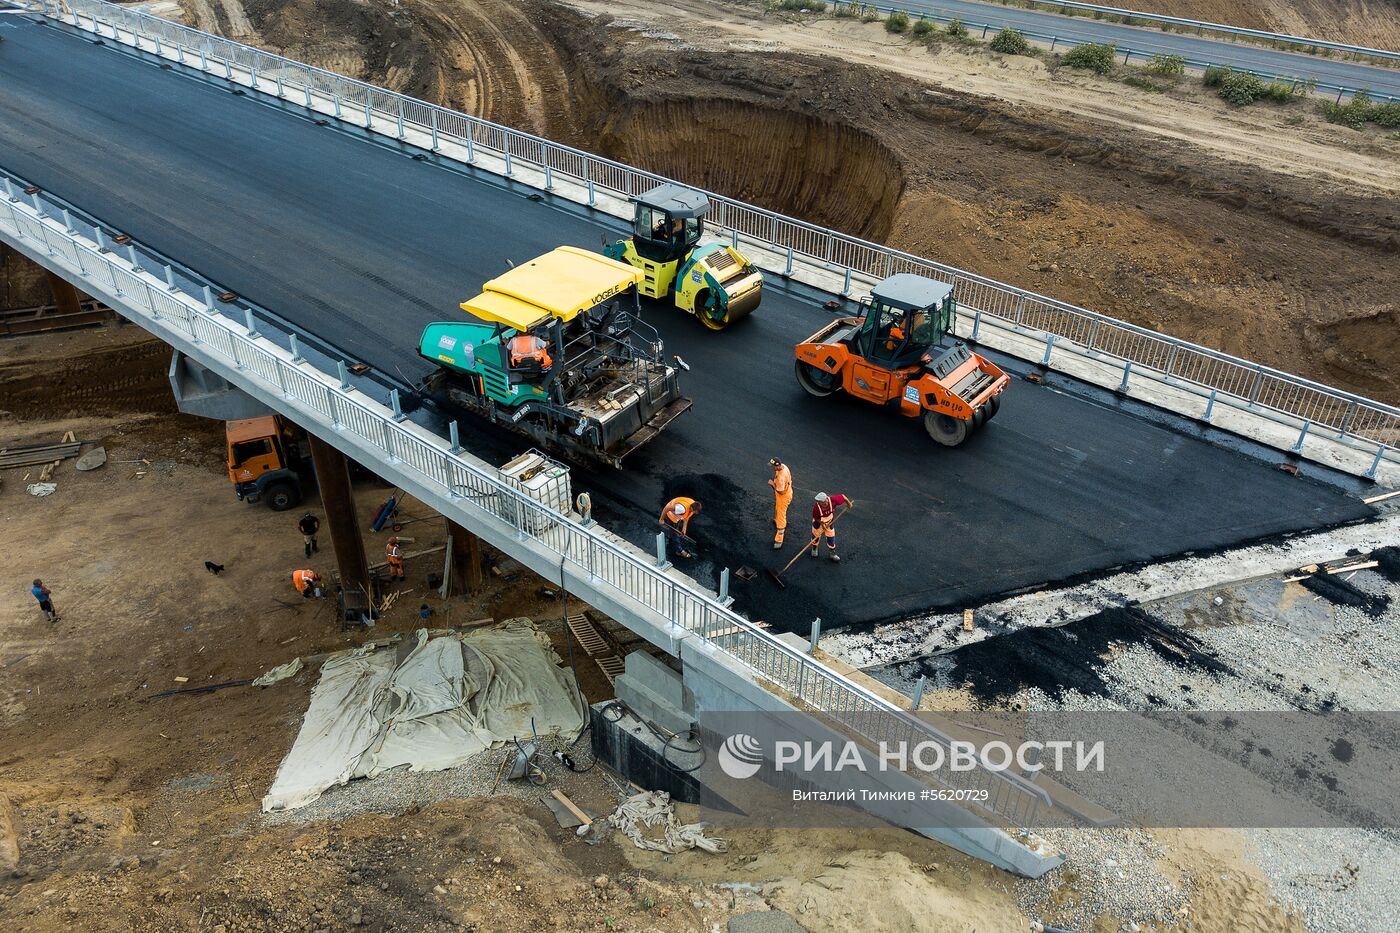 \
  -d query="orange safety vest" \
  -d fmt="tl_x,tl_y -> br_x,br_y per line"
770,464 -> 792,498
387,542 -> 403,561
293,569 -> 320,593
509,334 -> 552,368
663,496 -> 696,532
